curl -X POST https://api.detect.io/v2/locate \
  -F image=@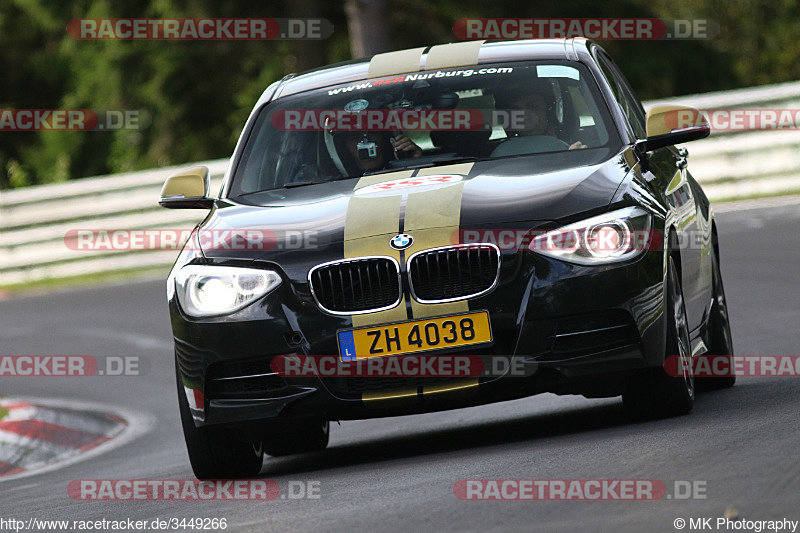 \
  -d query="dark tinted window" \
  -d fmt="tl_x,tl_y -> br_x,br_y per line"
229,61 -> 622,197
596,52 -> 647,139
